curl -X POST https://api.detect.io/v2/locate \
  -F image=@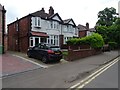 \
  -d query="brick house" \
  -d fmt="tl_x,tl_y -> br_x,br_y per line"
0,4 -> 6,54
78,23 -> 96,38
8,6 -> 78,52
